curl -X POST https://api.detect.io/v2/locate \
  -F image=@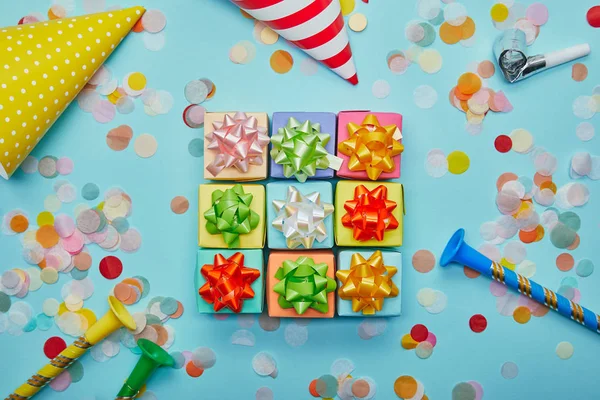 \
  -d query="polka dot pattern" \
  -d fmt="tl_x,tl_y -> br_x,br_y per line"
0,6 -> 145,179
